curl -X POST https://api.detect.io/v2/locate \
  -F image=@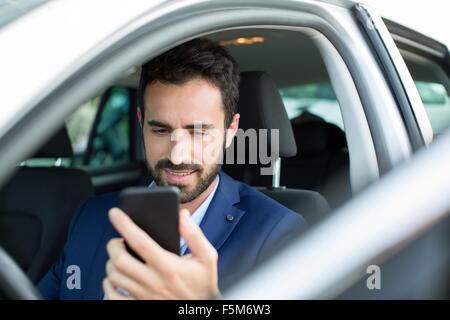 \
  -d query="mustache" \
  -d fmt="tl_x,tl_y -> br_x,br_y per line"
155,159 -> 203,172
